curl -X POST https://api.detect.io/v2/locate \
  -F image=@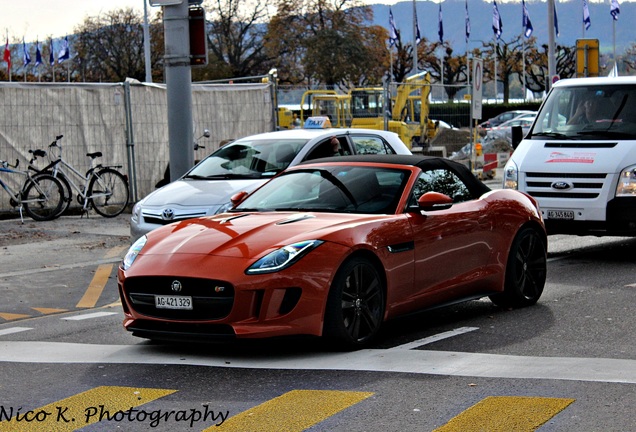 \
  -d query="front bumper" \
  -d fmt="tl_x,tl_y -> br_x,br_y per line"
117,245 -> 350,341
